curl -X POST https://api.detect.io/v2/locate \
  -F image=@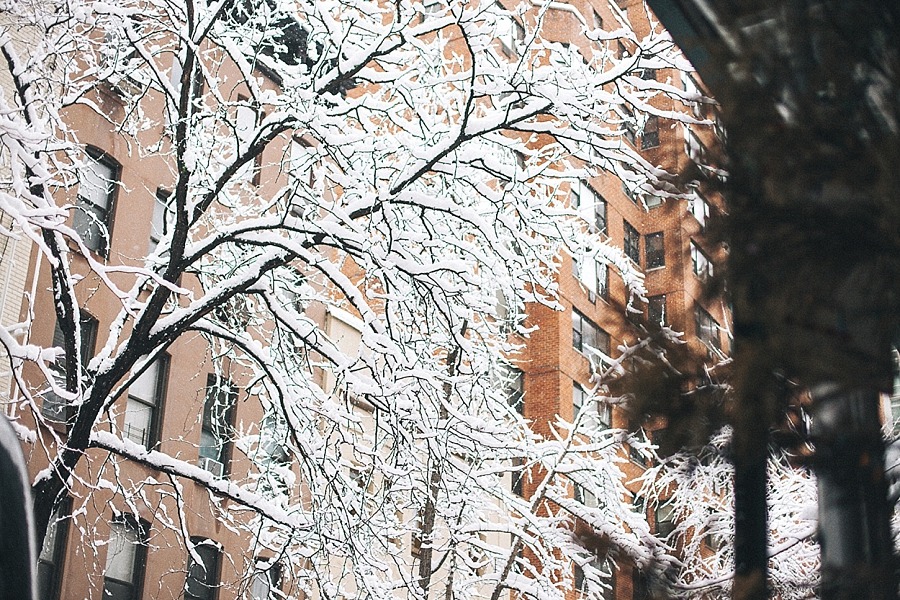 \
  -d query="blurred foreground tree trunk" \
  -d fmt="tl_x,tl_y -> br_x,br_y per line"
647,1 -> 900,598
